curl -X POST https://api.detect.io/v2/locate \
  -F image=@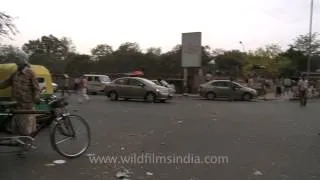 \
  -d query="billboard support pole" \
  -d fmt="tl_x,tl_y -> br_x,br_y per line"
181,32 -> 202,94
183,68 -> 188,94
